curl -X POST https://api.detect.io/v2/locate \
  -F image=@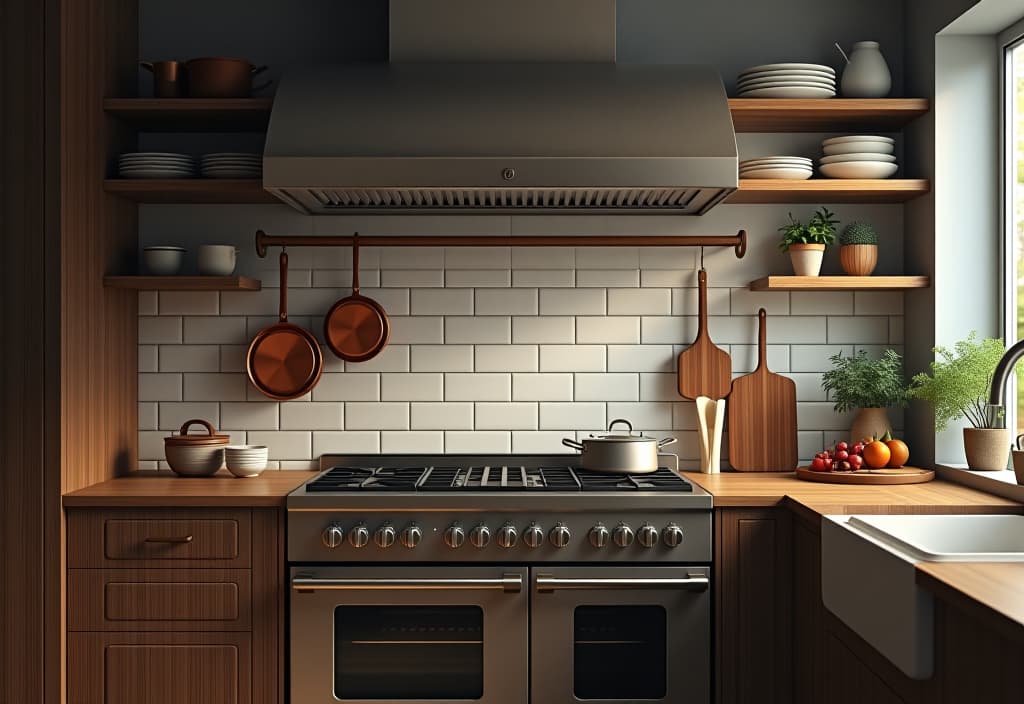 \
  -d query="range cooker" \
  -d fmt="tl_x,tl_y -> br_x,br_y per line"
288,455 -> 713,704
